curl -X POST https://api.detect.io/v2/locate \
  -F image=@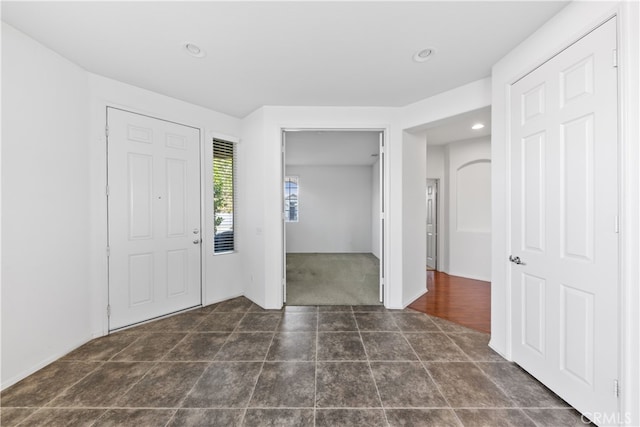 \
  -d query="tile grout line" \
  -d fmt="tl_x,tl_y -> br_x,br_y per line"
355,310 -> 391,427
161,409 -> 179,427
240,308 -> 278,425
313,306 -> 319,427
438,324 -> 527,421
24,359 -> 107,410
172,307 -> 249,417
105,329 -> 196,409
439,330 -> 521,407
400,319 -> 465,427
